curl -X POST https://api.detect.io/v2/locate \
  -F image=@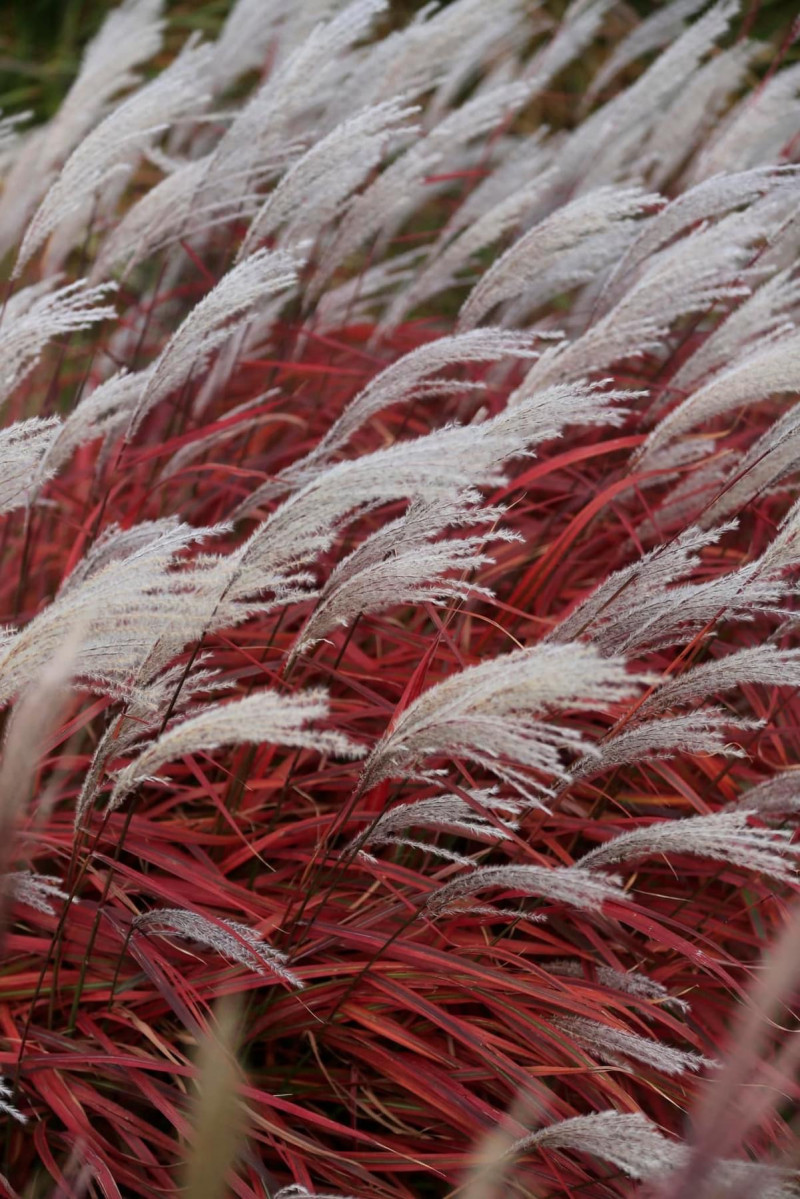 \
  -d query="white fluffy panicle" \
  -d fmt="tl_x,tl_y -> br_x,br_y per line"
360,643 -> 646,805
0,279 -> 116,405
547,959 -> 690,1013
0,521 -> 223,707
735,770 -> 800,816
268,329 -> 545,497
579,810 -> 800,881
5,871 -> 69,916
0,418 -> 62,514
424,863 -> 627,916
642,646 -> 800,715
513,1111 -> 797,1196
109,689 -> 363,810
15,38 -> 211,275
134,908 -> 302,986
0,1077 -> 27,1125
238,99 -> 419,259
566,709 -> 761,784
353,788 -> 520,865
128,248 -> 301,435
555,1015 -> 715,1075
0,0 -> 165,259
458,186 -> 659,331
290,497 -> 513,660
